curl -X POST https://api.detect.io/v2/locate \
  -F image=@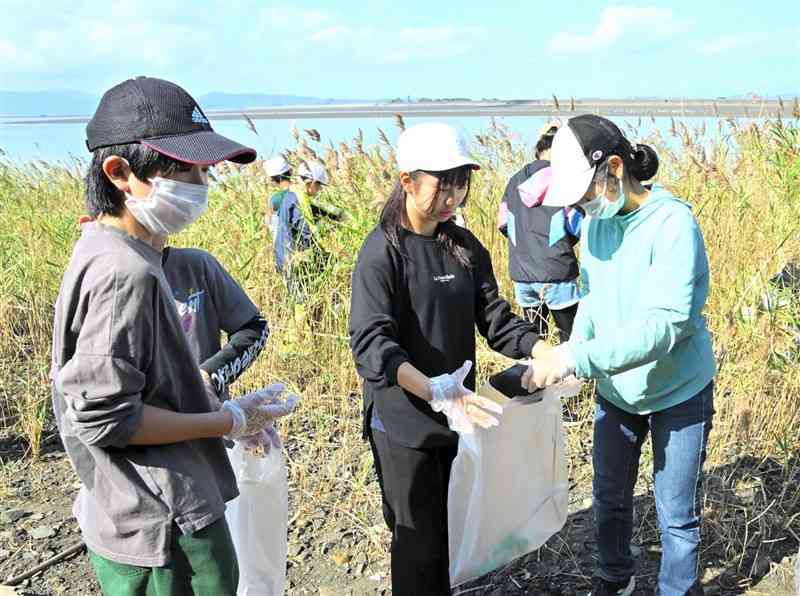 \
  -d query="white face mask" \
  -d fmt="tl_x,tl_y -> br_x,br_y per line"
582,170 -> 625,219
125,177 -> 209,235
